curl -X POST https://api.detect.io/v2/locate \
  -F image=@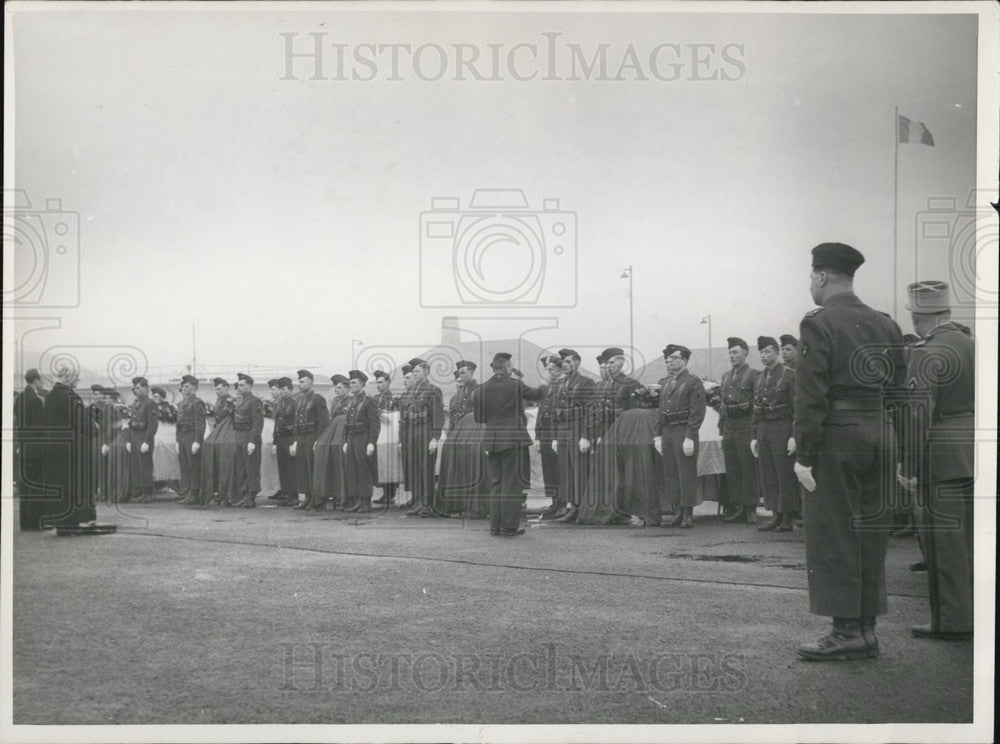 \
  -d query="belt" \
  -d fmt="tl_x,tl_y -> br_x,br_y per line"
763,411 -> 793,421
724,405 -> 752,417
829,399 -> 882,412
128,421 -> 146,429
662,412 -> 688,425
